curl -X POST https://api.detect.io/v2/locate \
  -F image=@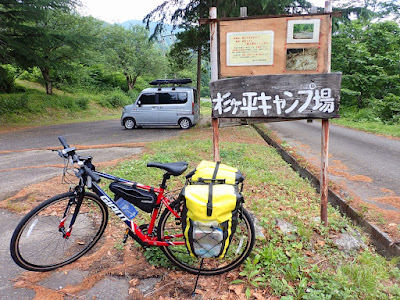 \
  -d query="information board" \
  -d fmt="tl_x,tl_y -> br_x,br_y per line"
226,31 -> 274,66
